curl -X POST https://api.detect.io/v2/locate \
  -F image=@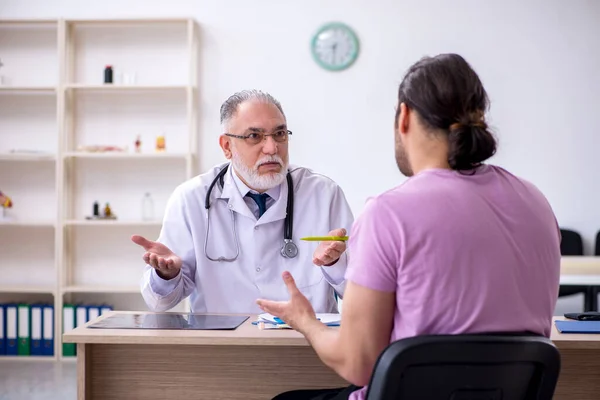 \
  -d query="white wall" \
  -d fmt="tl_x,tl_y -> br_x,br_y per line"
2,0 -> 600,253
